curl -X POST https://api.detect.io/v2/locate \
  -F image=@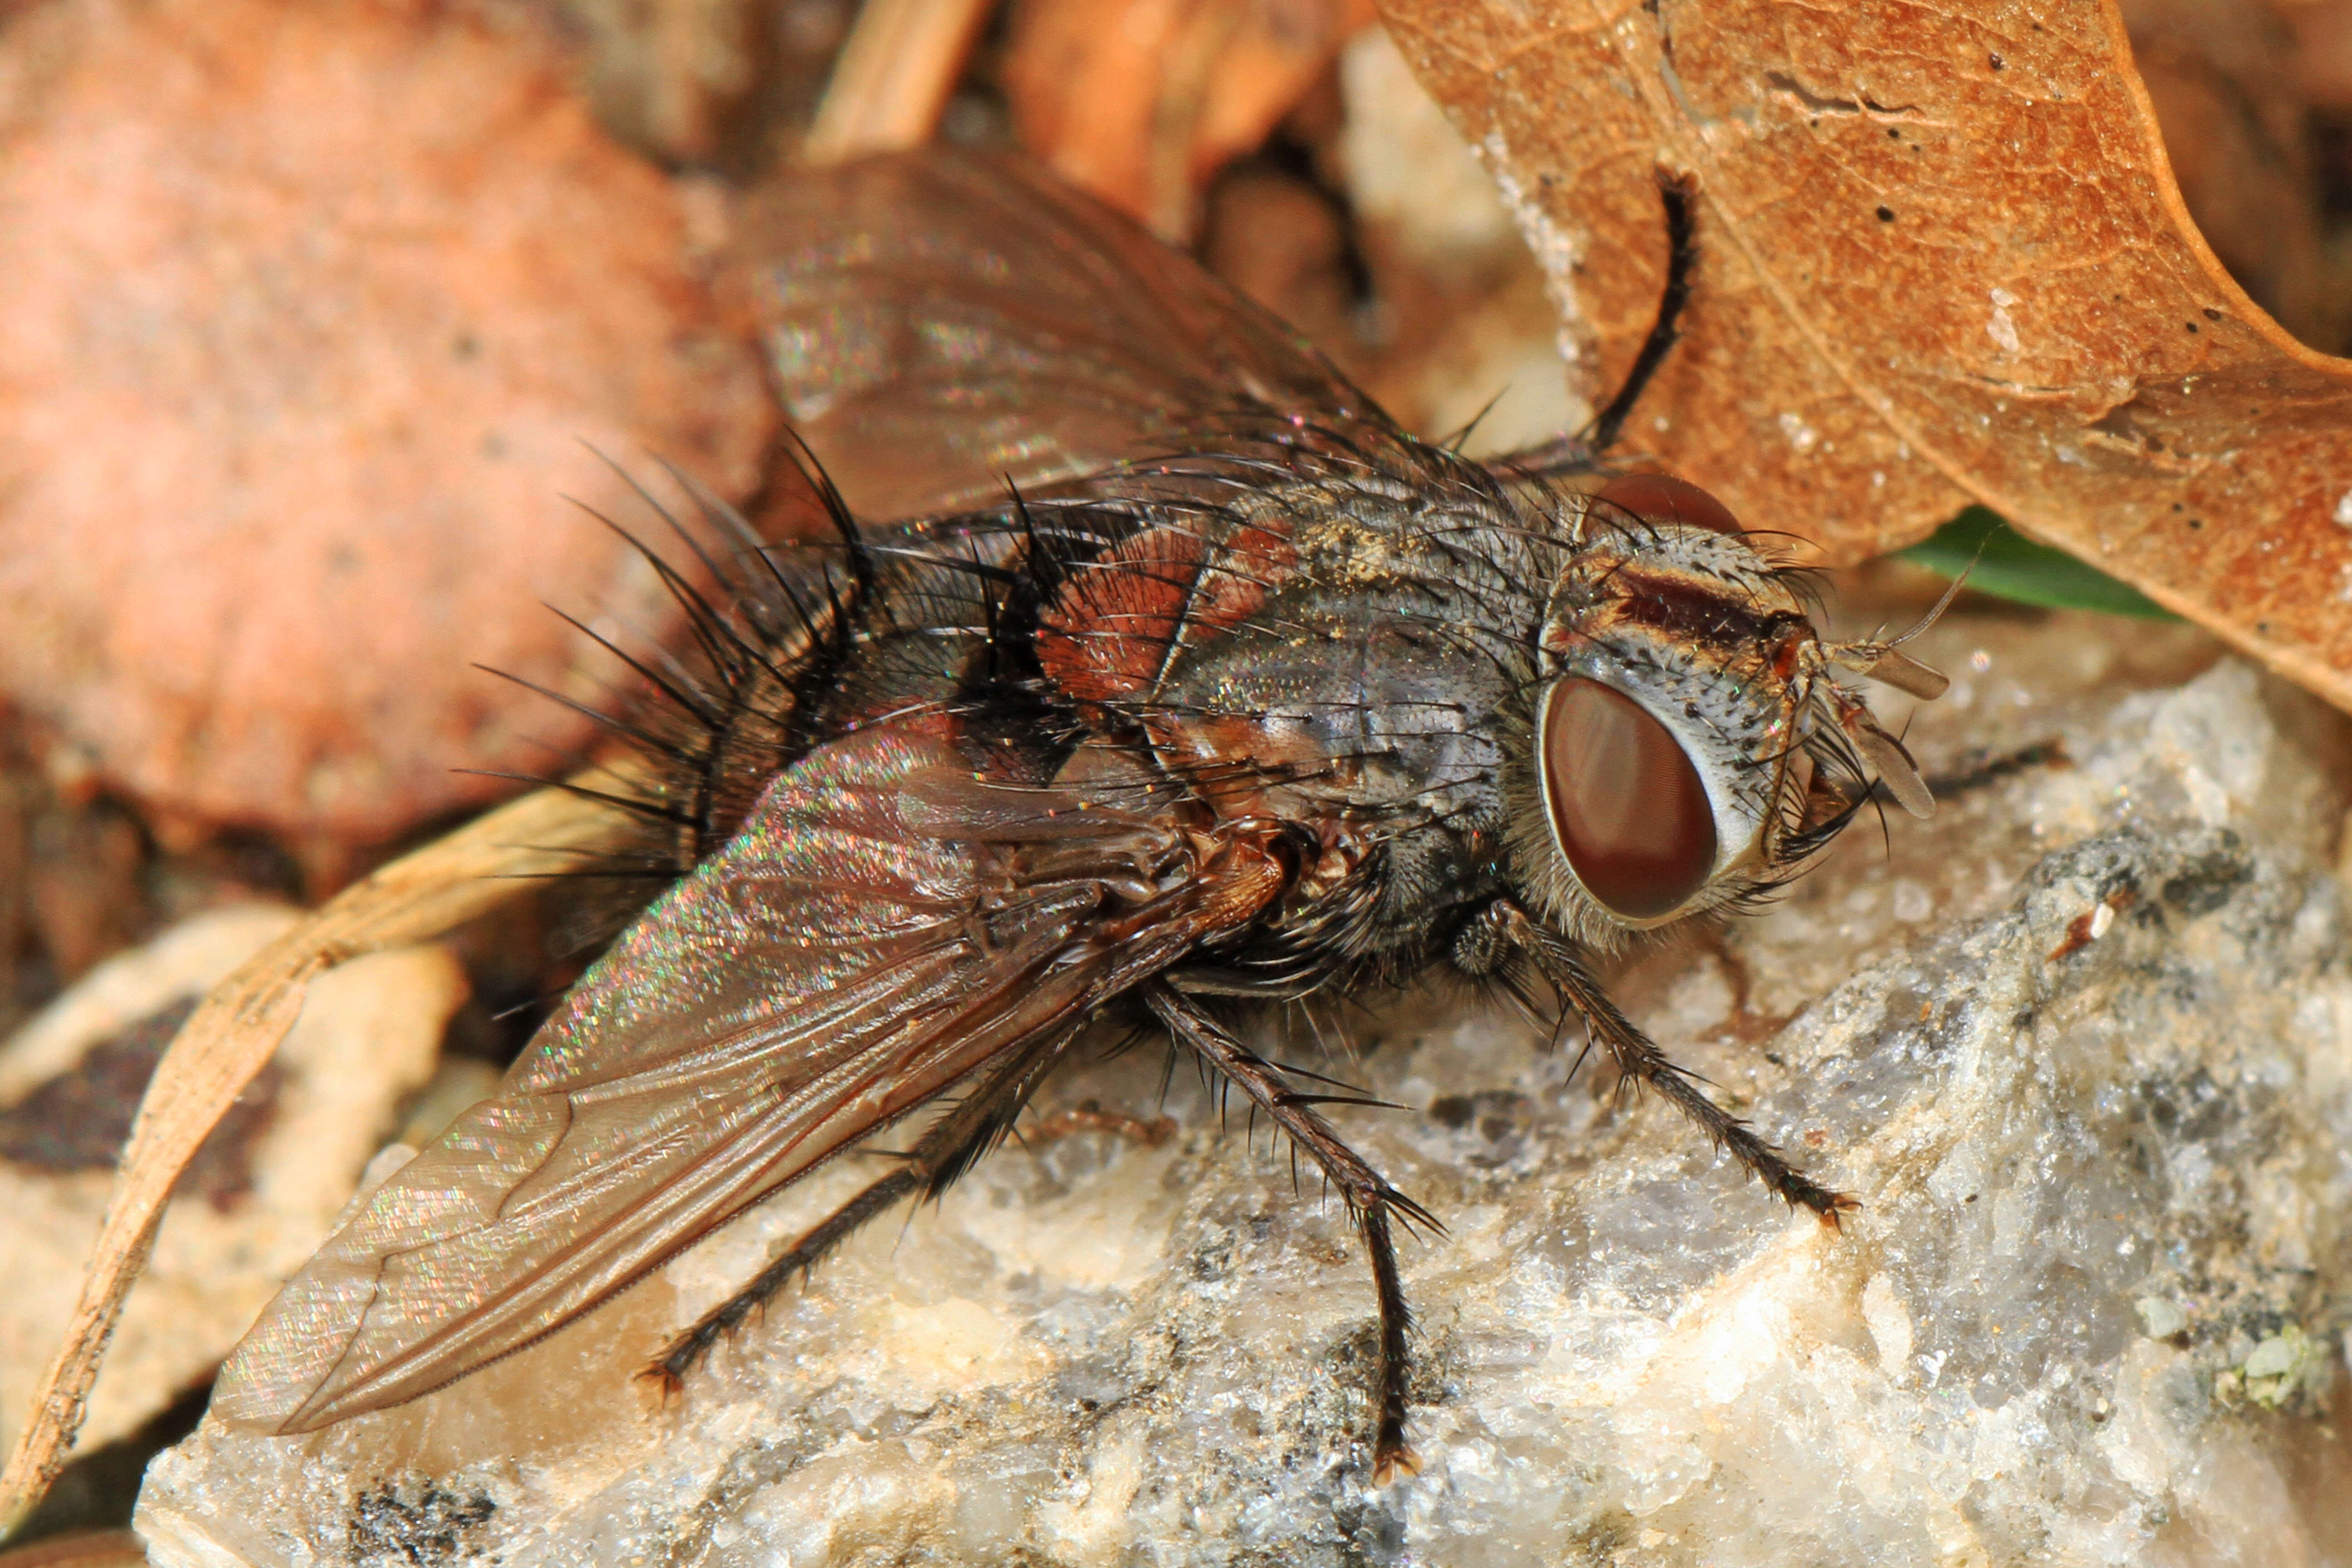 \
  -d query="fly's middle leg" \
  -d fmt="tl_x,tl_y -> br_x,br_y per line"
1145,981 -> 1436,1484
